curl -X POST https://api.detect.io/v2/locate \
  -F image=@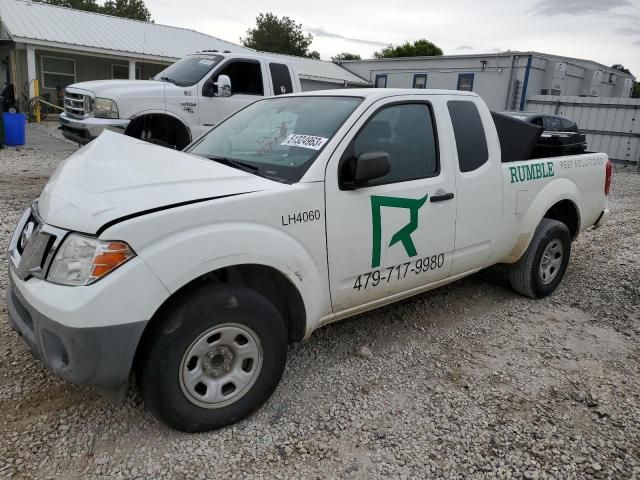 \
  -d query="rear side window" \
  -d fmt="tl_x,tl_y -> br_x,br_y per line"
543,116 -> 563,131
269,63 -> 293,95
447,100 -> 488,172
561,118 -> 577,132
